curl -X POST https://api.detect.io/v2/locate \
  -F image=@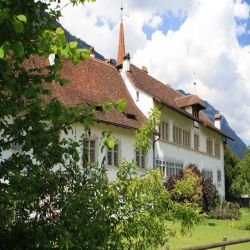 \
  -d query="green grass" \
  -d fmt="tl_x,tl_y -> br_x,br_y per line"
165,208 -> 250,250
